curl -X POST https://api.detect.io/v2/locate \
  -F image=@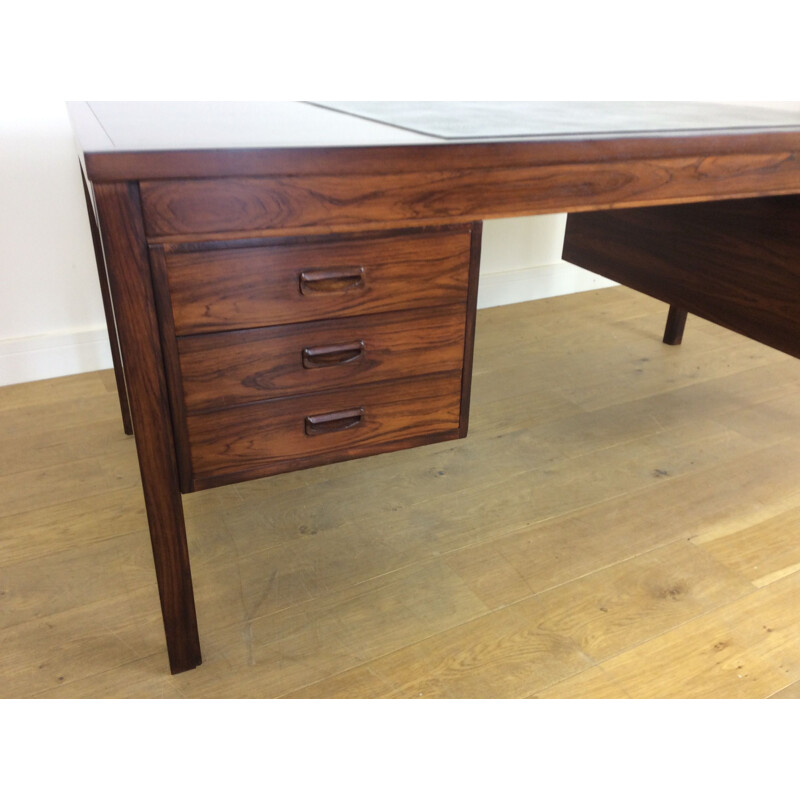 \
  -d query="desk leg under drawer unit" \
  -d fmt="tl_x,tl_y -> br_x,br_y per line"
93,179 -> 482,674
